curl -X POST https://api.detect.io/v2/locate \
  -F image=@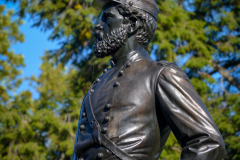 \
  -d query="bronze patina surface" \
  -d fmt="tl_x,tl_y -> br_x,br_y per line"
72,0 -> 225,159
